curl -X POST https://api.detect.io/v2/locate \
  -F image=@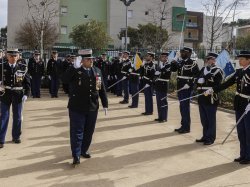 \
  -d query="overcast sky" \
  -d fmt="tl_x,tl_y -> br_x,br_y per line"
0,0 -> 250,28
